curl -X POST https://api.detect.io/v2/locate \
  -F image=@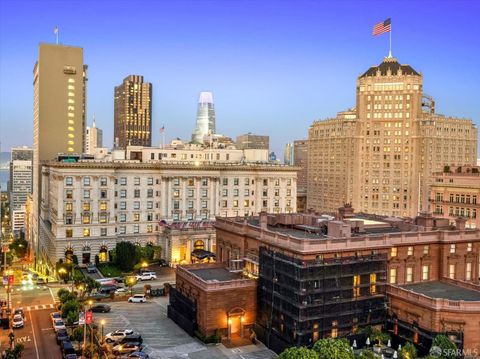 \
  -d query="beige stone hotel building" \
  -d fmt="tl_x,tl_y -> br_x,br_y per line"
307,56 -> 477,218
37,157 -> 297,273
